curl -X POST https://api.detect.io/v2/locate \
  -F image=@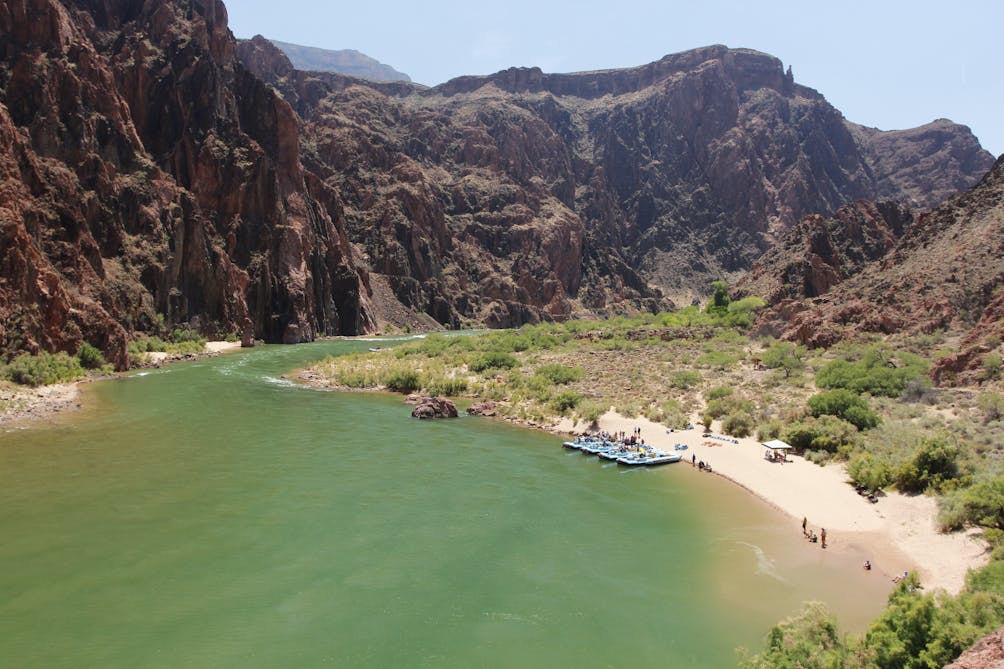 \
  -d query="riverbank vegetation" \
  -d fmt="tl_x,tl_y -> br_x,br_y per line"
305,291 -> 1004,665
